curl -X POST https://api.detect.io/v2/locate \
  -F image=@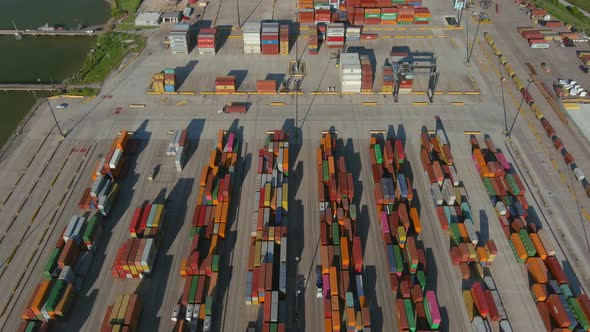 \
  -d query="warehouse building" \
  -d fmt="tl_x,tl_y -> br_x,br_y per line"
134,12 -> 161,26
162,11 -> 182,23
